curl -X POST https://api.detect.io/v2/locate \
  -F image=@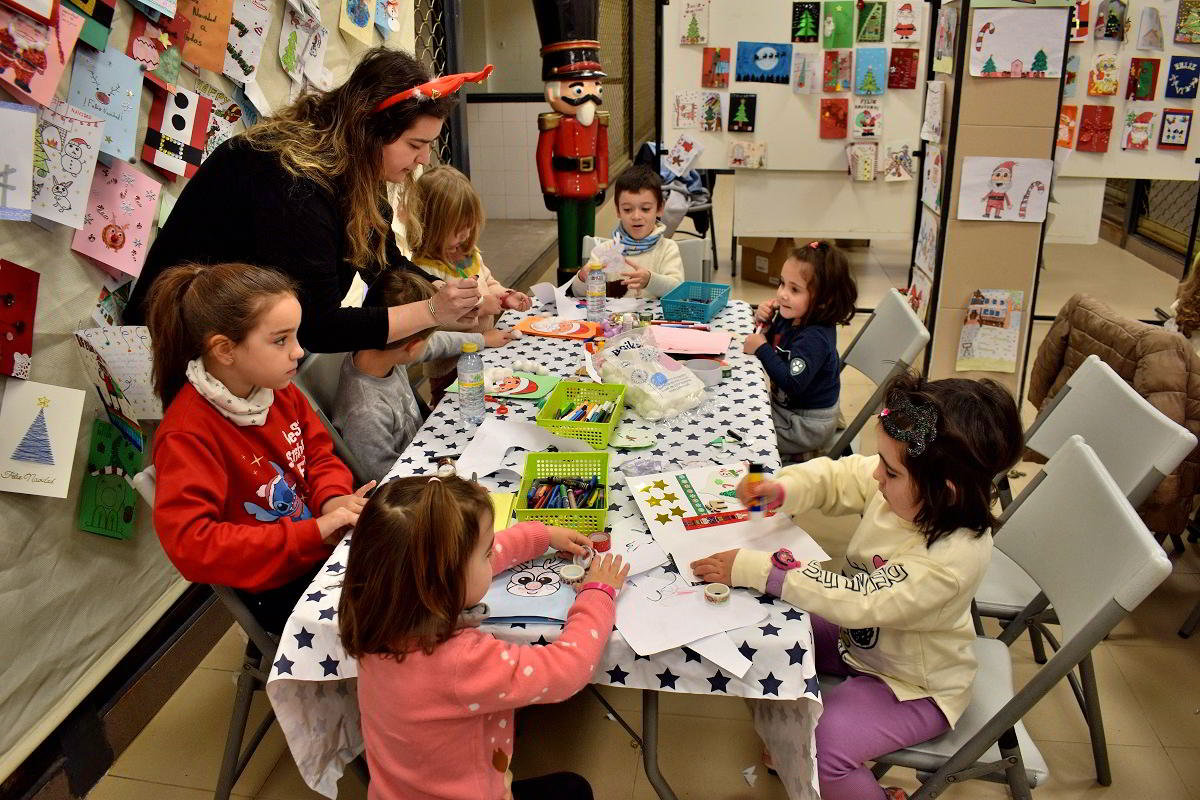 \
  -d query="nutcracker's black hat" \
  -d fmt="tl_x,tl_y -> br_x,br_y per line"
532,0 -> 607,81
